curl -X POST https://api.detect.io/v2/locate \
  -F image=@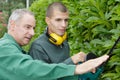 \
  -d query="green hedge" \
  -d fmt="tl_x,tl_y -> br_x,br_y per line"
0,23 -> 7,38
29,0 -> 120,79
